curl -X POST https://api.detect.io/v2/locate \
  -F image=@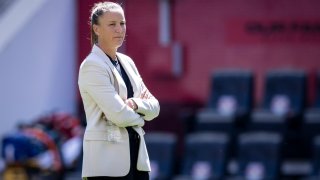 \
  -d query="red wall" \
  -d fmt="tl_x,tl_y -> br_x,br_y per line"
78,0 -> 320,128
